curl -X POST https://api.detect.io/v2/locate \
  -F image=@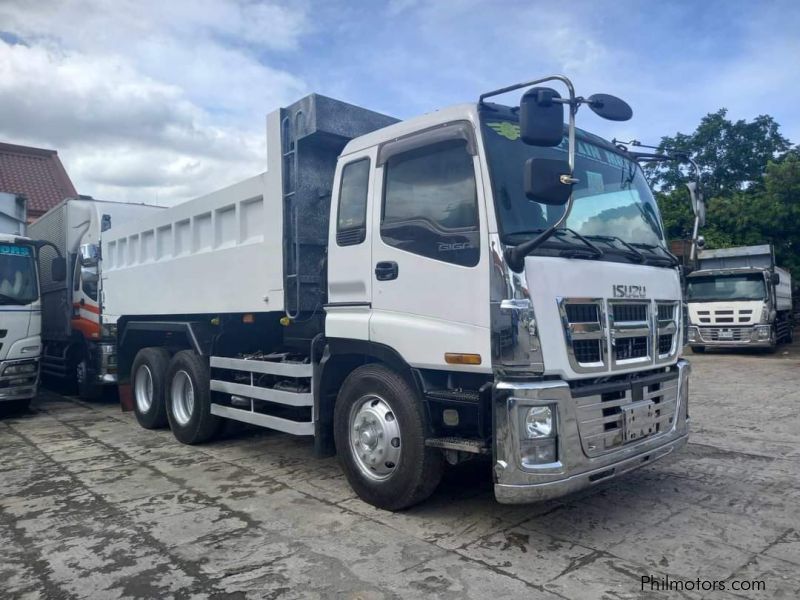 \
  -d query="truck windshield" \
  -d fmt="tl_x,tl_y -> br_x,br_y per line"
686,274 -> 766,302
480,116 -> 666,255
0,243 -> 38,305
